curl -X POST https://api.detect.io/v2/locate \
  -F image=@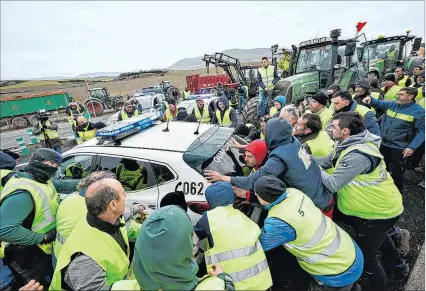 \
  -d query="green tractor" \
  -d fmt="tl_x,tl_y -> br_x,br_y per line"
242,29 -> 368,125
360,33 -> 424,80
84,87 -> 124,116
